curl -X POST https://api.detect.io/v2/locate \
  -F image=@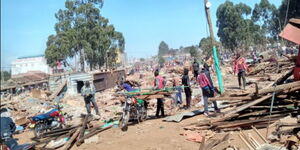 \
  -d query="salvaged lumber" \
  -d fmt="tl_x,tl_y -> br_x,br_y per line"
61,128 -> 81,150
48,81 -> 67,100
208,96 -> 253,101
